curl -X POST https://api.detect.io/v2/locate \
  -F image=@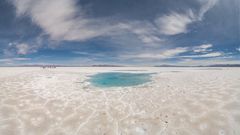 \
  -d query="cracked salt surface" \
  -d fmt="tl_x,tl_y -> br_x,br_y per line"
0,67 -> 240,135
